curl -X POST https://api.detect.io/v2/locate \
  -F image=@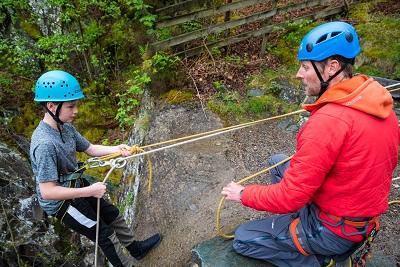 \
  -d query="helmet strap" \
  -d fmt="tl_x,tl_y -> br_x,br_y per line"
44,102 -> 65,143
311,61 -> 347,98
